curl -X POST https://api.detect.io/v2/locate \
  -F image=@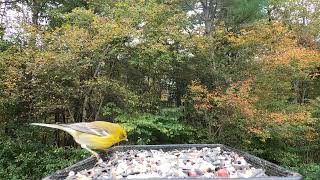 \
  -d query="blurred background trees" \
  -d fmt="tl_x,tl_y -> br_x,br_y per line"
0,0 -> 320,179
